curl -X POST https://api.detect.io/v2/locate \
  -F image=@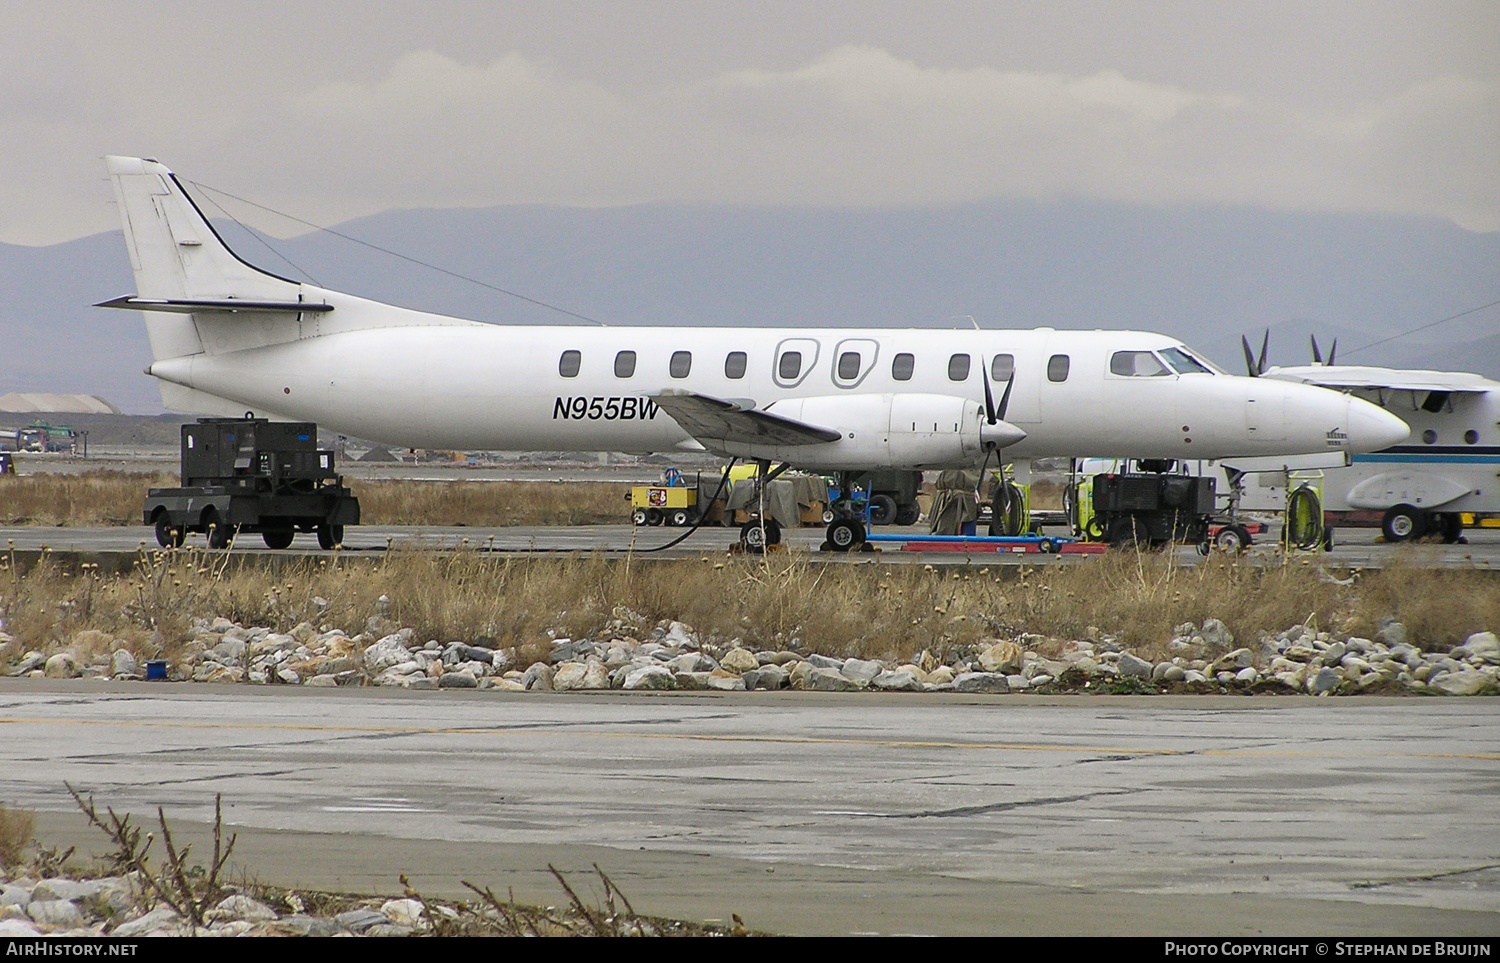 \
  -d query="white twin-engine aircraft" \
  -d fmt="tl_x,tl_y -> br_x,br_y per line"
98,155 -> 1407,547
